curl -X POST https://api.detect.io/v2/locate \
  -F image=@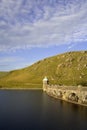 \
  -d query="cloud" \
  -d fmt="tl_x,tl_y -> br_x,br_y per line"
0,55 -> 30,71
0,0 -> 87,52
